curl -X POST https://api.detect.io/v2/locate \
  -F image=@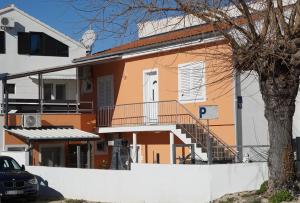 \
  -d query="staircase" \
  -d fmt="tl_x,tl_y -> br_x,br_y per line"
173,101 -> 237,163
